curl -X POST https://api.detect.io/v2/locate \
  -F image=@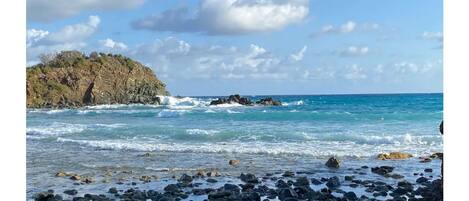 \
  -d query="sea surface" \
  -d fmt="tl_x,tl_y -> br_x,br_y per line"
26,93 -> 443,199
